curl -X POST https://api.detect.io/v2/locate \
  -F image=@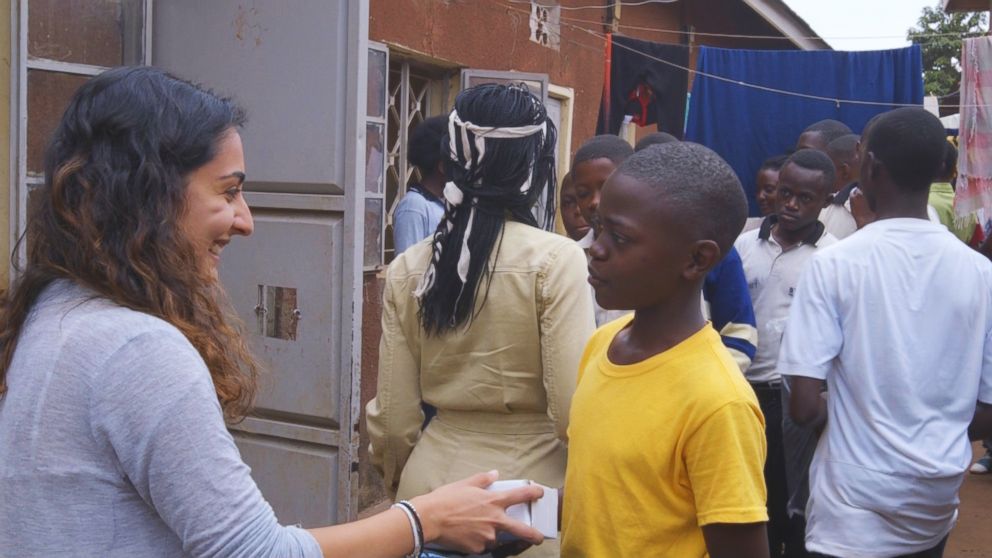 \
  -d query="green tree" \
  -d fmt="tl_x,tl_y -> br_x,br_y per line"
907,2 -> 987,97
